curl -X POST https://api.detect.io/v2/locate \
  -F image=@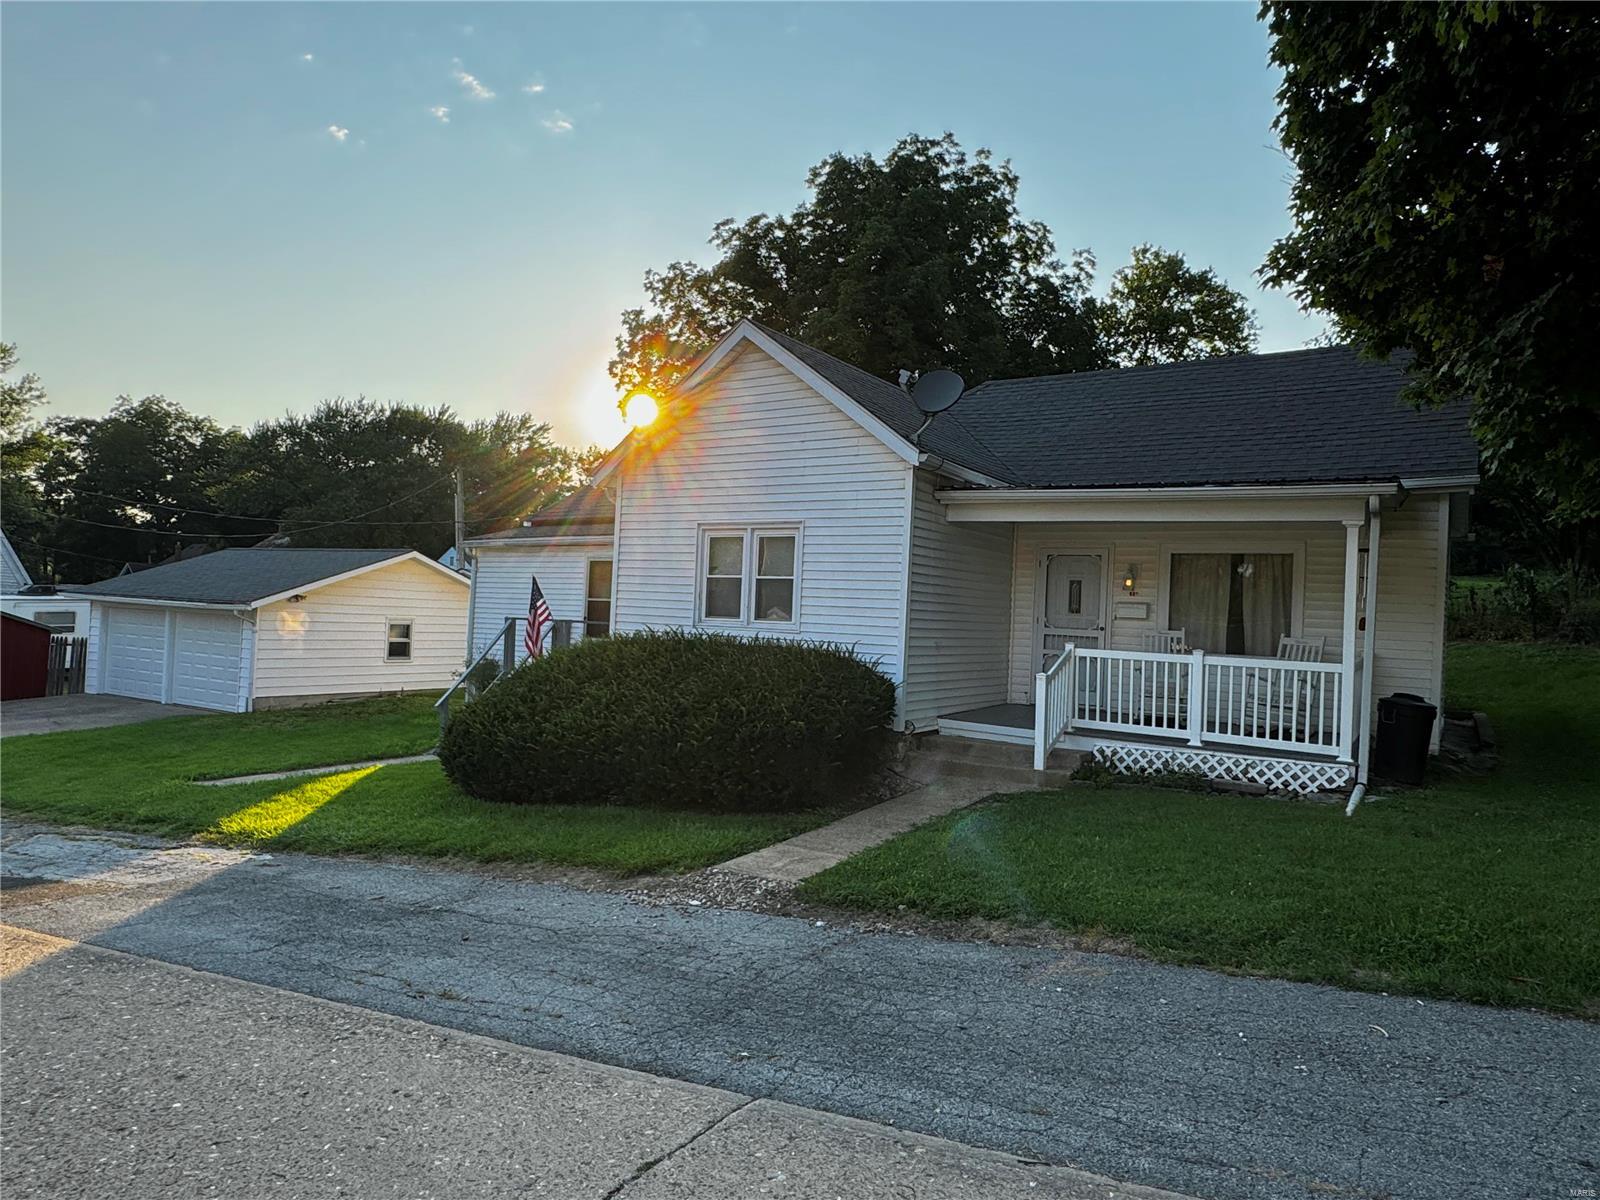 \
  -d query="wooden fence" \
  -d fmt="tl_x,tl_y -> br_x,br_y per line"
46,635 -> 88,696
